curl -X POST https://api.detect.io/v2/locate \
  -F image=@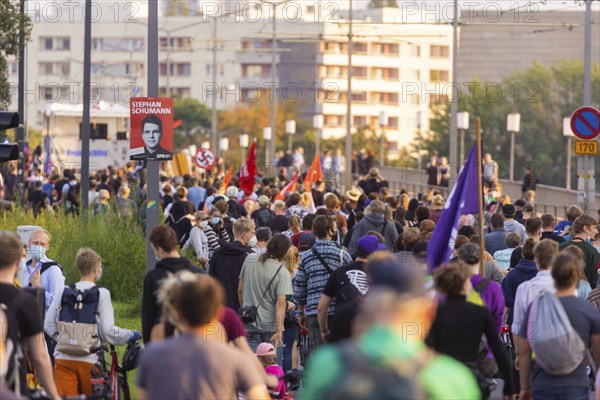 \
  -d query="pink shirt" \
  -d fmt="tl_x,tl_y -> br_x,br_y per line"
265,364 -> 285,399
